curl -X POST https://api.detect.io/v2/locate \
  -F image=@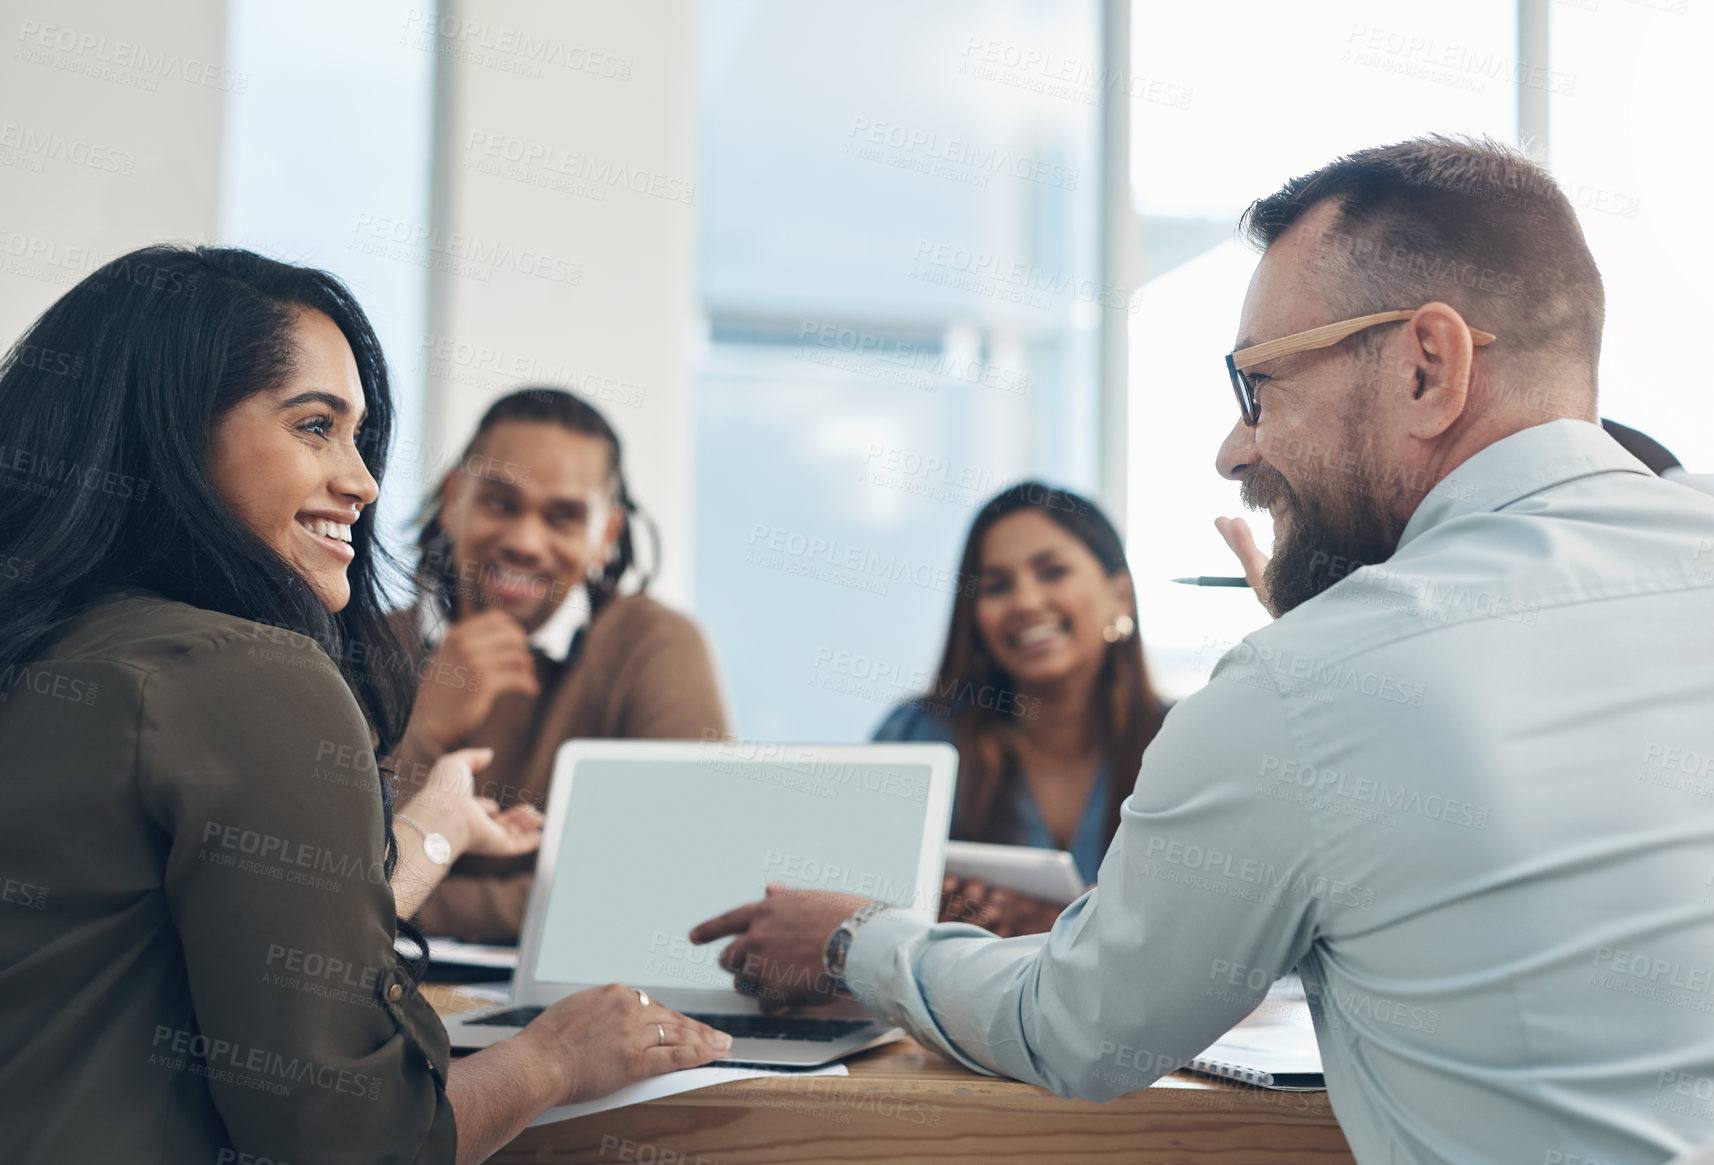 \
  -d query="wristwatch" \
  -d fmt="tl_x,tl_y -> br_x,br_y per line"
394,812 -> 452,867
823,900 -> 891,992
